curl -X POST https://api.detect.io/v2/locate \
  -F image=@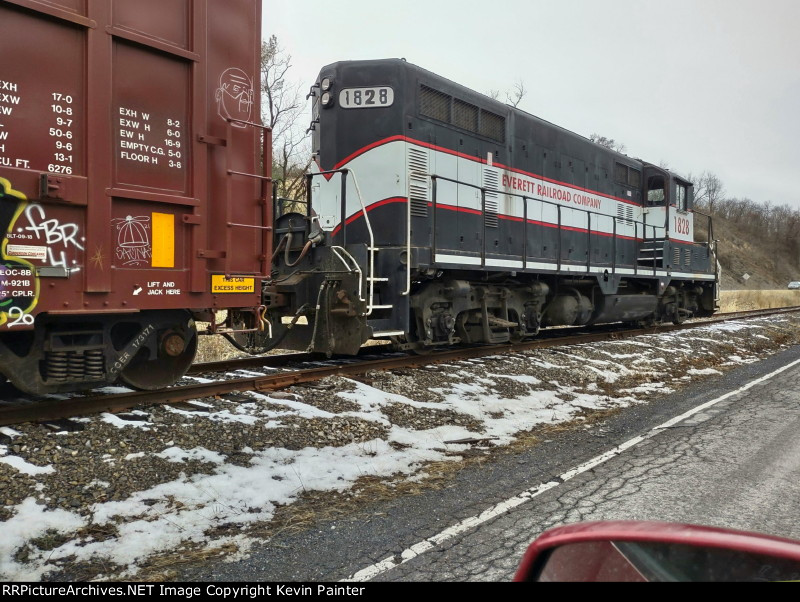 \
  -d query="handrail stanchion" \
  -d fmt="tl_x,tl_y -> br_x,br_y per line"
587,213 -> 592,272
